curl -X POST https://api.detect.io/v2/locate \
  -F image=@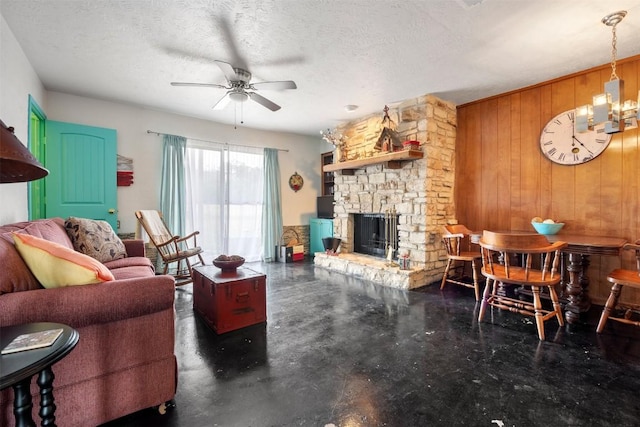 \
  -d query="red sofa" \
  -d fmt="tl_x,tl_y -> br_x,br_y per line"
0,218 -> 177,426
